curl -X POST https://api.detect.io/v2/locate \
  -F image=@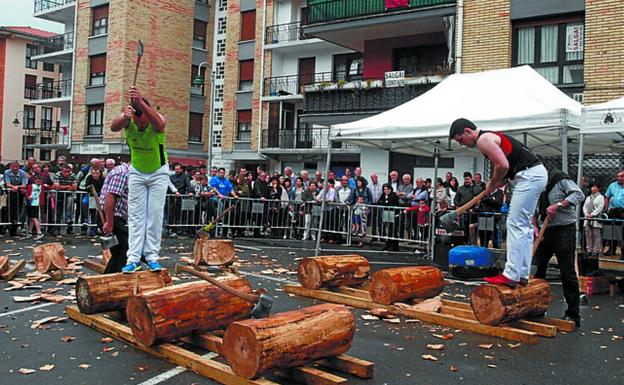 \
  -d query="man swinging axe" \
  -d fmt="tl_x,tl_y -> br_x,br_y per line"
450,118 -> 547,287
